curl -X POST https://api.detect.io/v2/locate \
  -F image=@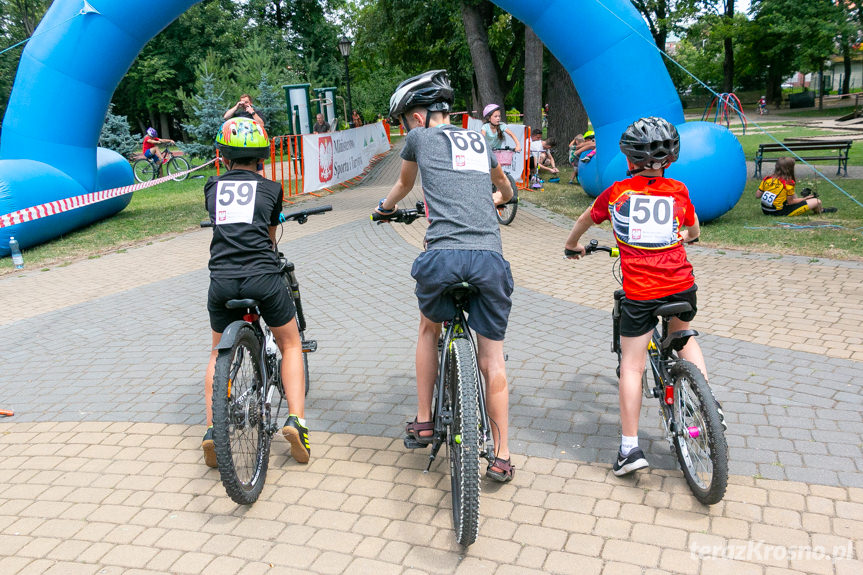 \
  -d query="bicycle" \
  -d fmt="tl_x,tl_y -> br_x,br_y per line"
569,239 -> 728,505
372,201 -> 495,546
492,147 -> 518,226
202,204 -> 332,504
133,147 -> 190,183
